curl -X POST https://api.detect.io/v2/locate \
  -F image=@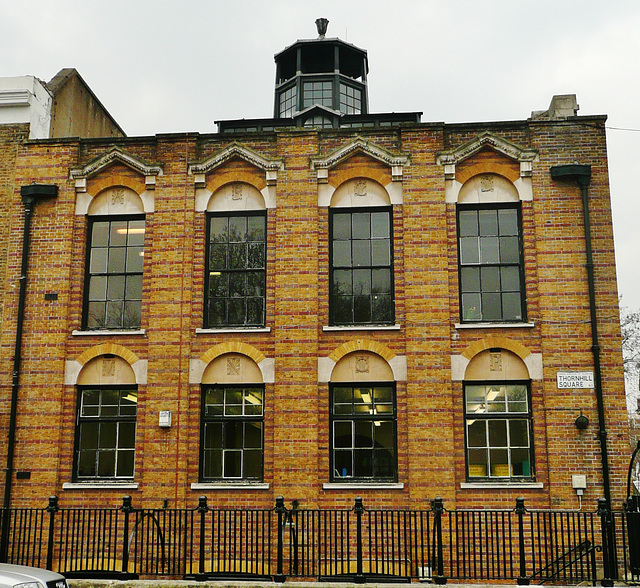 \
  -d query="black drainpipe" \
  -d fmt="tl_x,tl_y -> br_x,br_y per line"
1,184 -> 58,563
549,164 -> 612,507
